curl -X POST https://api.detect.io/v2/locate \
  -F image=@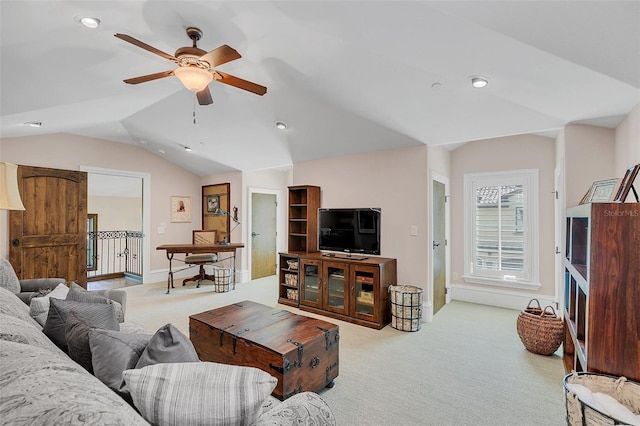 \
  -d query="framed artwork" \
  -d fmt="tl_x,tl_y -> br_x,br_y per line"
193,230 -> 217,245
206,194 -> 221,214
170,196 -> 191,222
586,178 -> 620,203
612,163 -> 640,202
